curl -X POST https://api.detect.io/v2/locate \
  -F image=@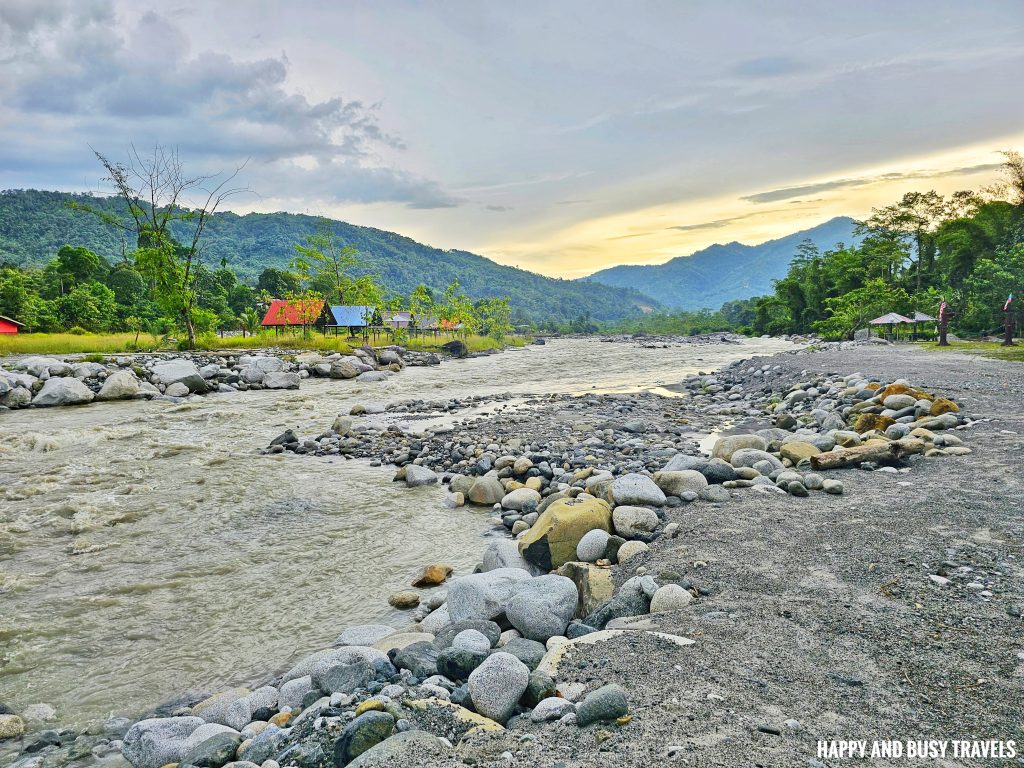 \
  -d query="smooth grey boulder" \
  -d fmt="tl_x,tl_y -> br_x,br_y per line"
262,372 -> 300,389
505,575 -> 578,641
122,716 -> 205,768
32,376 -> 94,406
97,370 -> 140,400
468,652 -> 529,724
447,568 -> 532,622
608,473 -> 666,506
152,360 -> 208,393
